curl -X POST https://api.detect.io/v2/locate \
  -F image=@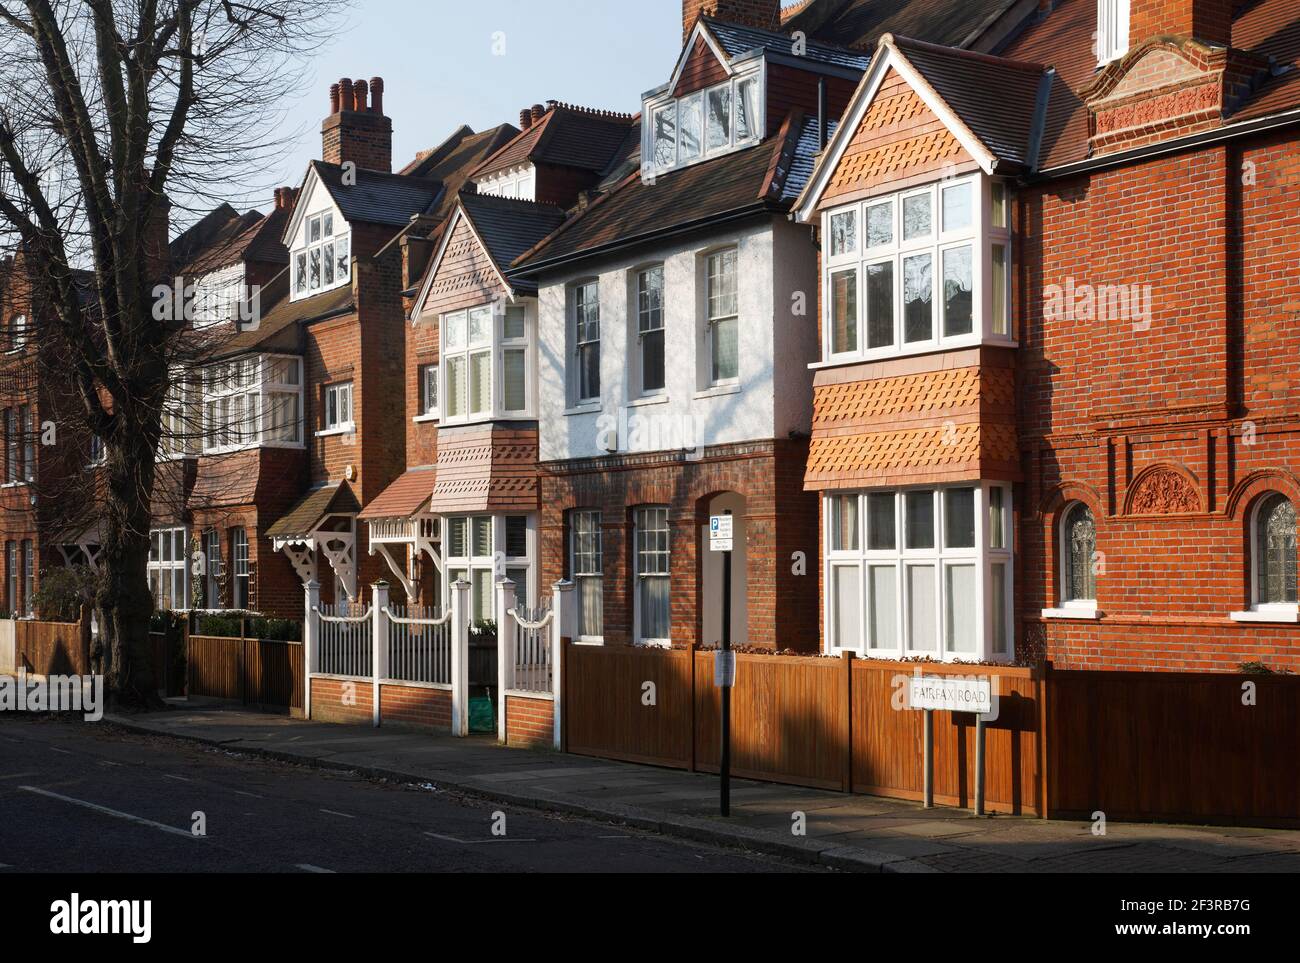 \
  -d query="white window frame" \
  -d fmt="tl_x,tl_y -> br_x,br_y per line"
634,506 -> 672,647
320,380 -> 354,435
148,528 -> 189,612
291,210 -> 352,302
570,509 -> 604,643
476,164 -> 536,201
704,247 -> 740,388
823,483 -> 1013,663
1044,501 -> 1100,619
443,513 -> 537,621
570,281 -> 601,407
439,300 -> 534,425
417,362 -> 440,421
1232,494 -> 1300,623
7,313 -> 28,353
1097,0 -> 1131,67
632,264 -> 667,399
232,527 -> 250,611
644,66 -> 765,176
203,355 -> 304,453
820,175 -> 1012,366
21,538 -> 33,617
